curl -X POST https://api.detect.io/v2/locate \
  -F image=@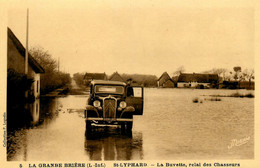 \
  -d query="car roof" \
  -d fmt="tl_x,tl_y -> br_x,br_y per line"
91,80 -> 126,86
